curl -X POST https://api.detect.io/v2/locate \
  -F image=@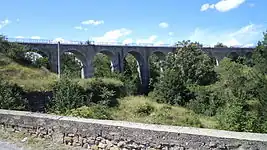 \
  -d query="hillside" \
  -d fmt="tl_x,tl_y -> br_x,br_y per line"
0,53 -> 57,91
